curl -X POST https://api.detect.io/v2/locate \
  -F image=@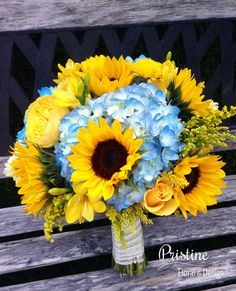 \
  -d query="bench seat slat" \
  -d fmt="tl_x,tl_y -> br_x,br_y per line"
0,174 -> 235,238
4,246 -> 236,291
0,206 -> 235,275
